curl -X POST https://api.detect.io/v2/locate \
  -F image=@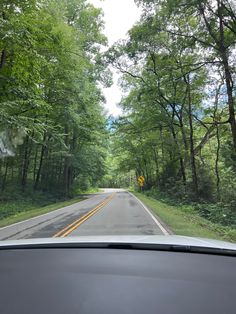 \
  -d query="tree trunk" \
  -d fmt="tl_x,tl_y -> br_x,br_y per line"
199,1 -> 236,151
222,55 -> 236,150
0,159 -> 2,185
34,142 -> 46,190
63,125 -> 70,197
170,125 -> 186,188
159,126 -> 165,165
63,158 -> 69,196
215,124 -> 221,200
185,76 -> 198,196
0,50 -> 6,70
152,146 -> 160,186
21,135 -> 32,191
217,1 -> 236,151
179,107 -> 188,152
219,40 -> 236,151
213,82 -> 222,200
168,104 -> 187,187
33,146 -> 38,182
69,129 -> 77,187
1,159 -> 8,191
0,11 -> 7,70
